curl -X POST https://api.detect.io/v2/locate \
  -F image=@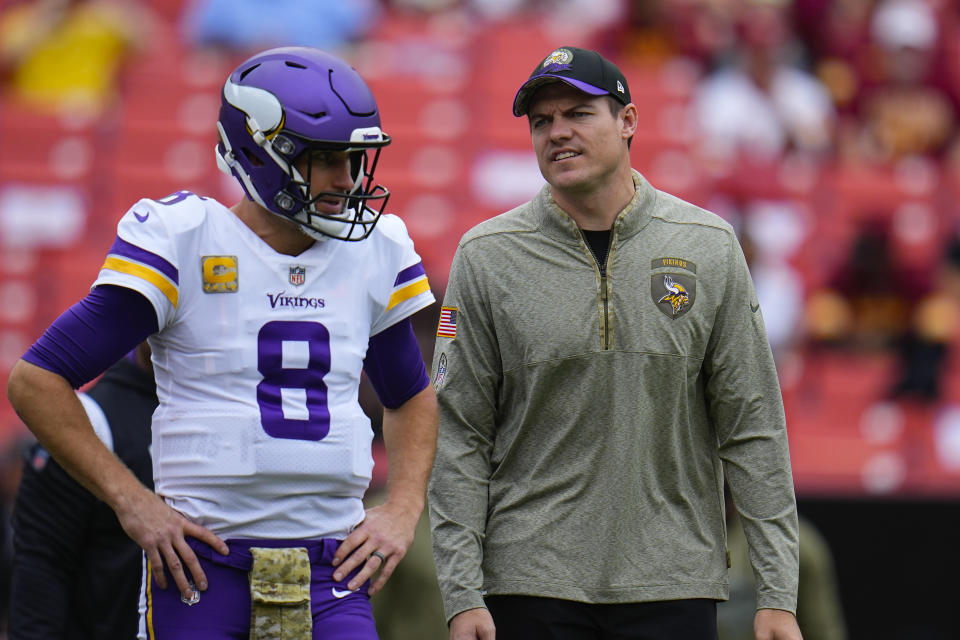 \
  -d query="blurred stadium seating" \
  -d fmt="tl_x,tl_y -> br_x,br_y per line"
2,2 -> 960,637
2,0 -> 960,504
